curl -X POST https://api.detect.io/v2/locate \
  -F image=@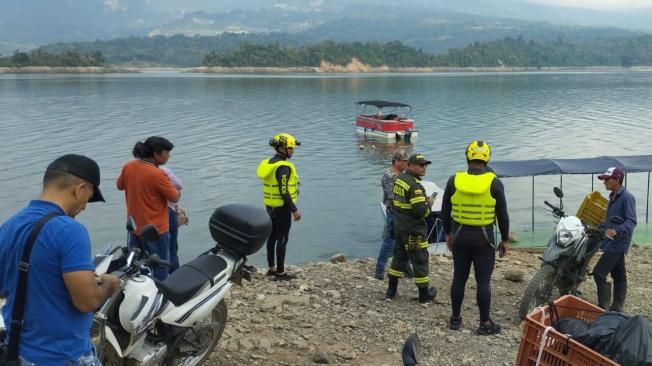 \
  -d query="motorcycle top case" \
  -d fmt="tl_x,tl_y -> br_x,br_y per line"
209,204 -> 272,256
